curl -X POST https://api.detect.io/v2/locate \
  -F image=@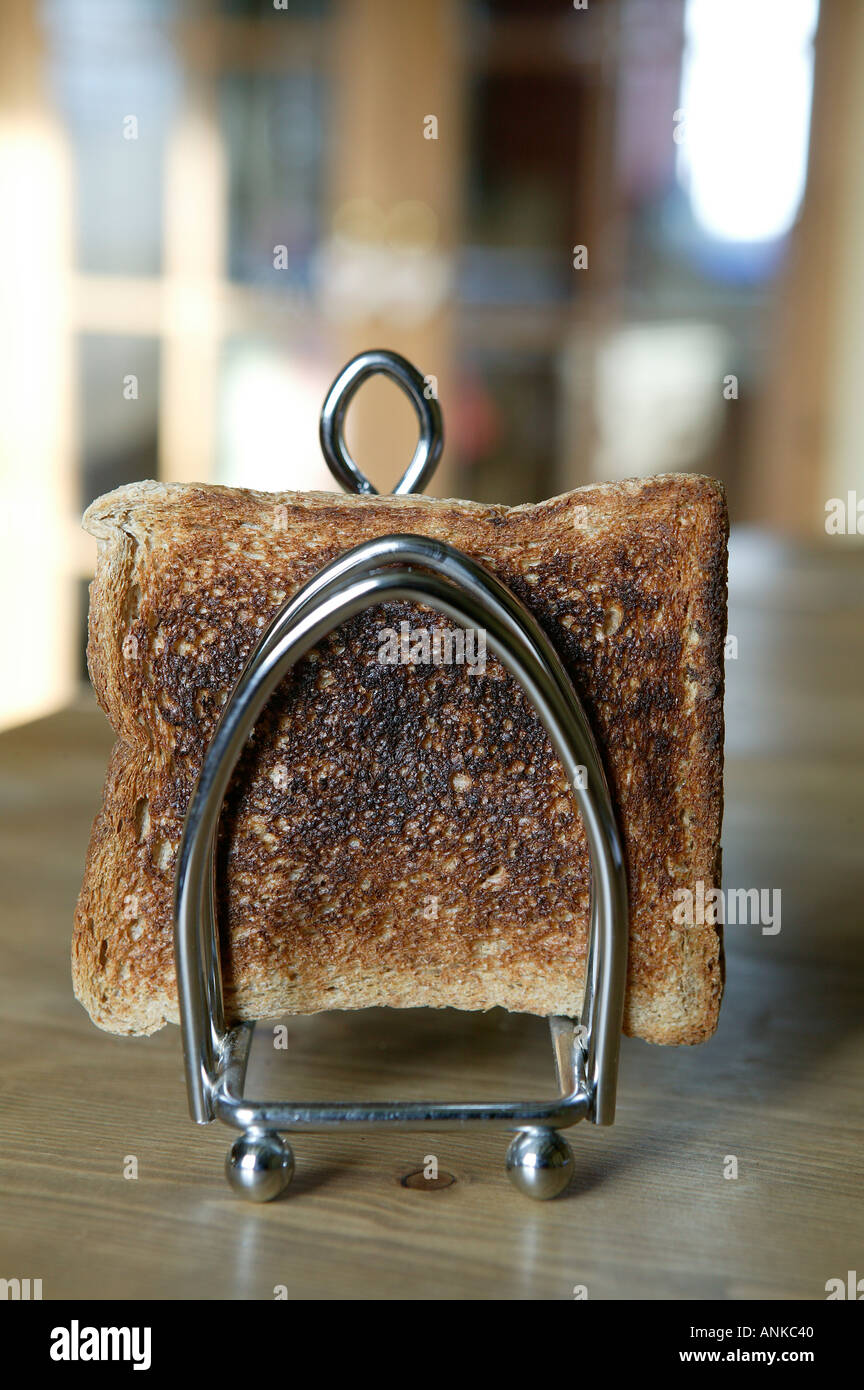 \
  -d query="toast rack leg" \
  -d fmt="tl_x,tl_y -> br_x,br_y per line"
505,1128 -> 574,1200
225,1129 -> 295,1203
